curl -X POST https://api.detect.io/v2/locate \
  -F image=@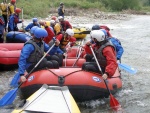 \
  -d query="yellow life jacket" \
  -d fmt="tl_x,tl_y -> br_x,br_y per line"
54,23 -> 62,35
60,35 -> 70,49
0,3 -> 8,15
8,3 -> 16,15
